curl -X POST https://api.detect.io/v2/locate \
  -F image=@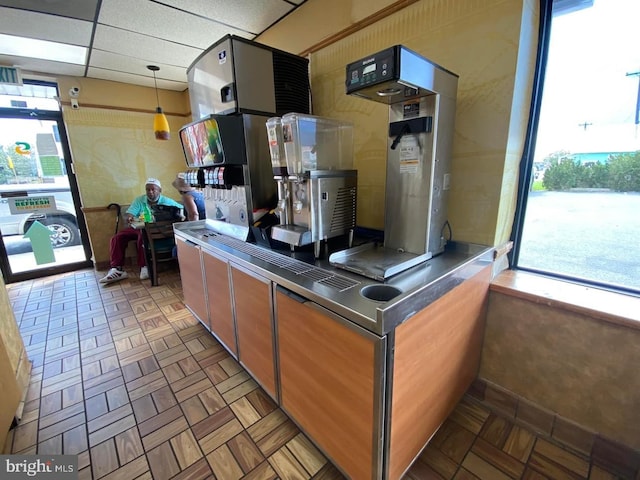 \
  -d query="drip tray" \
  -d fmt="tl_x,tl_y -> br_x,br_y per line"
209,233 -> 361,293
329,243 -> 432,281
